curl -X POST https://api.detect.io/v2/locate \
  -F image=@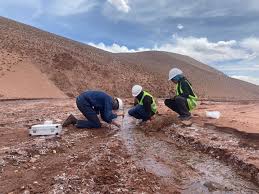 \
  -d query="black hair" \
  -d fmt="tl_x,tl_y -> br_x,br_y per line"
136,91 -> 144,101
112,98 -> 119,110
